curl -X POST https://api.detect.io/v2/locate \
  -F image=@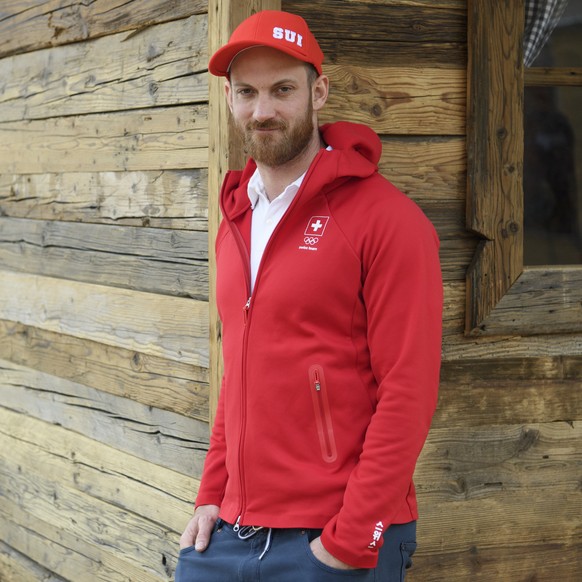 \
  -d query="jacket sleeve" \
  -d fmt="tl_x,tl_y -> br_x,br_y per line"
320,195 -> 443,568
194,377 -> 228,508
